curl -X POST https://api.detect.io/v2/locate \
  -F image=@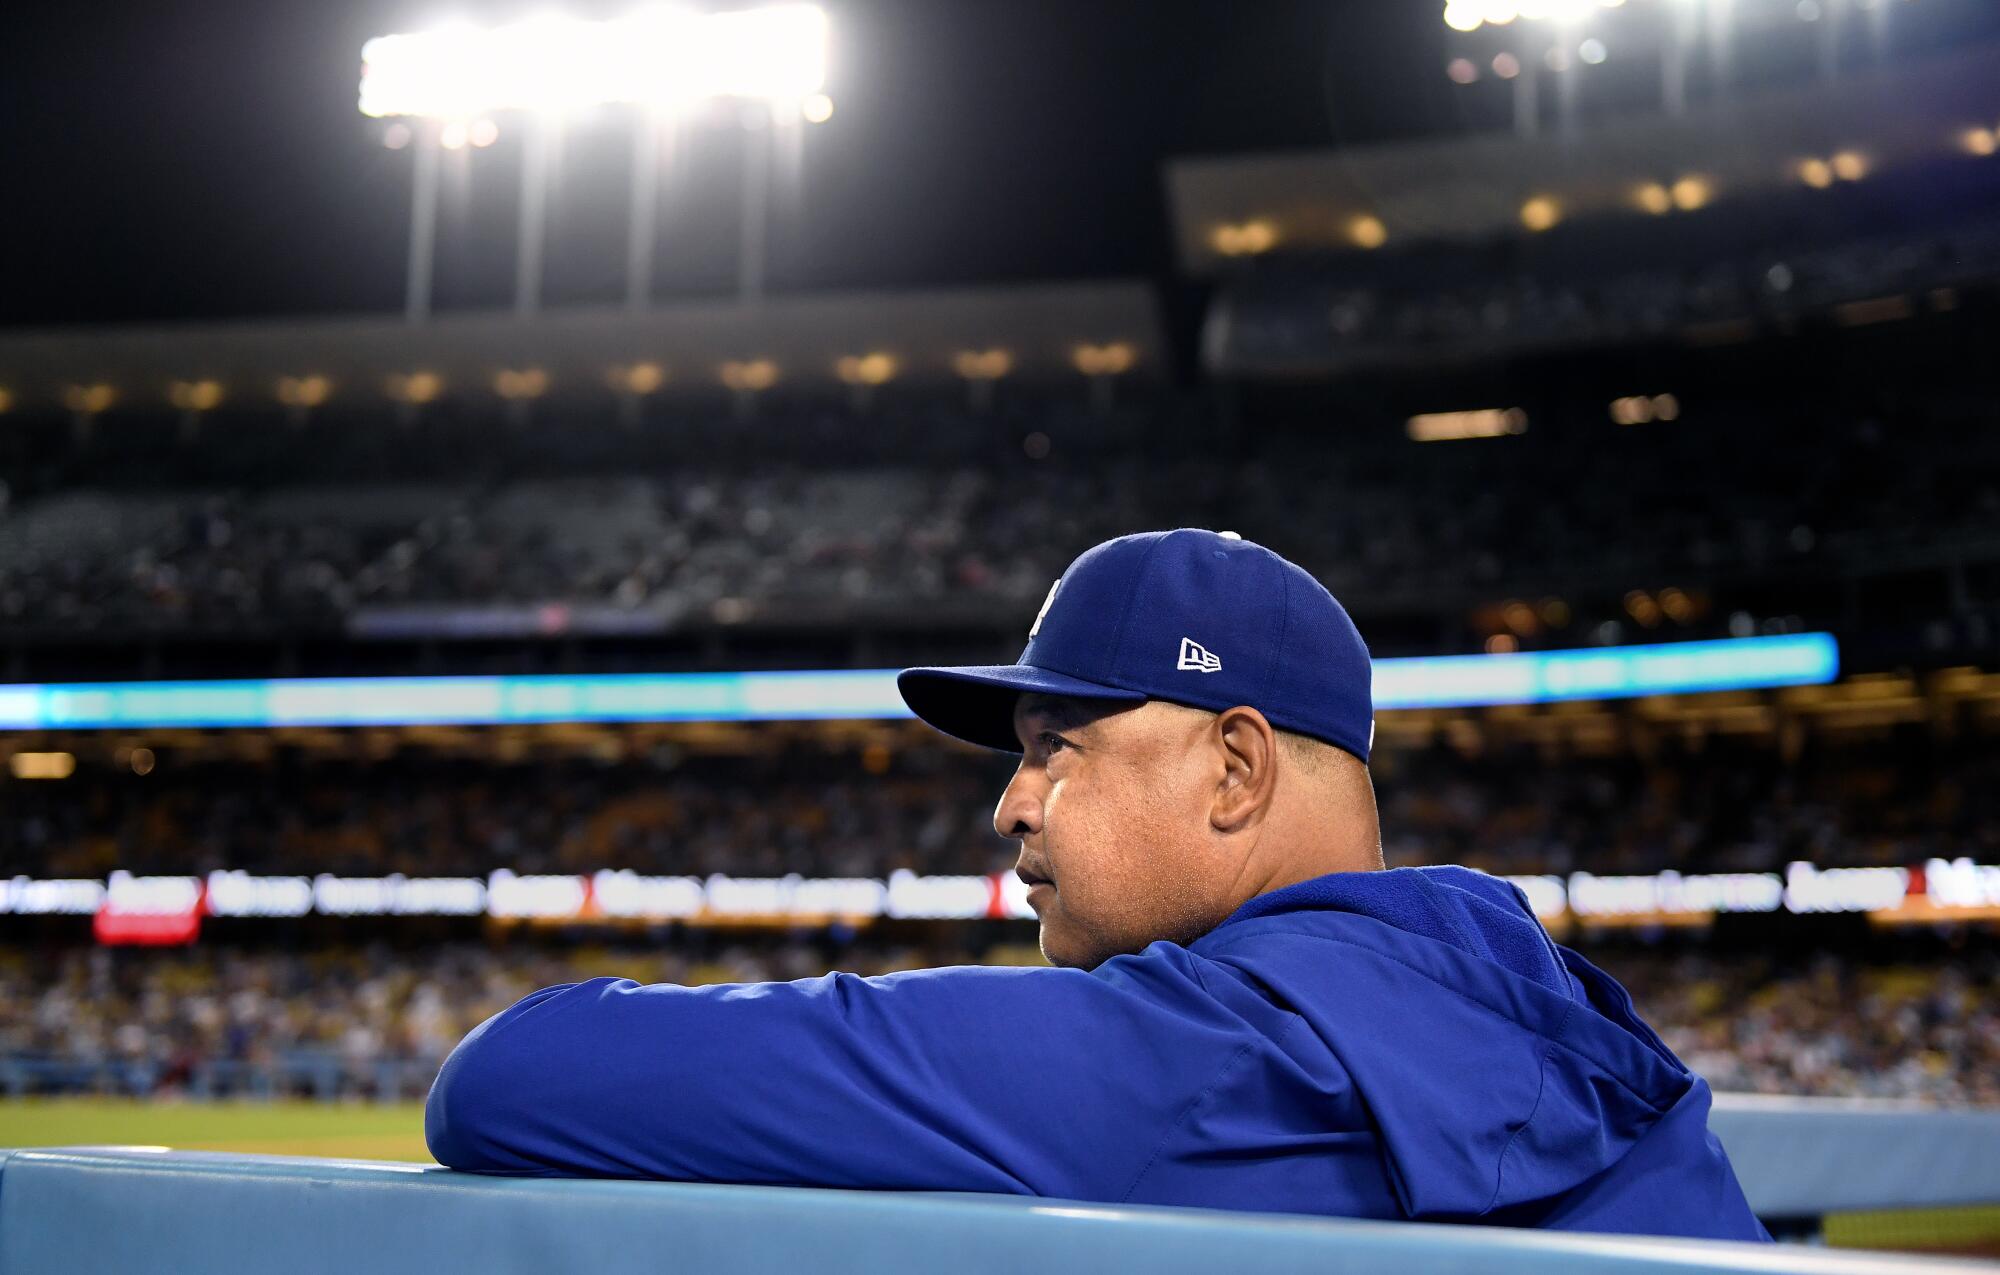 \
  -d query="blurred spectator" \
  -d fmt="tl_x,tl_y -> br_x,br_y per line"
4,730 -> 1994,881
2,940 -> 1993,1106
